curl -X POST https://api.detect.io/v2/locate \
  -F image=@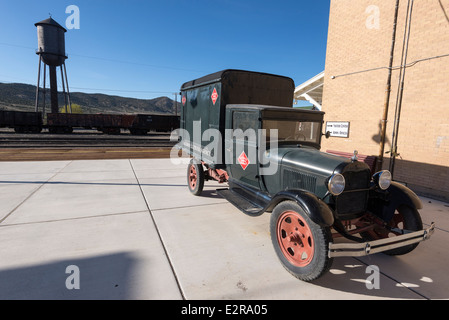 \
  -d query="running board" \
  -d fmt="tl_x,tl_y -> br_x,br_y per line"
217,188 -> 265,217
